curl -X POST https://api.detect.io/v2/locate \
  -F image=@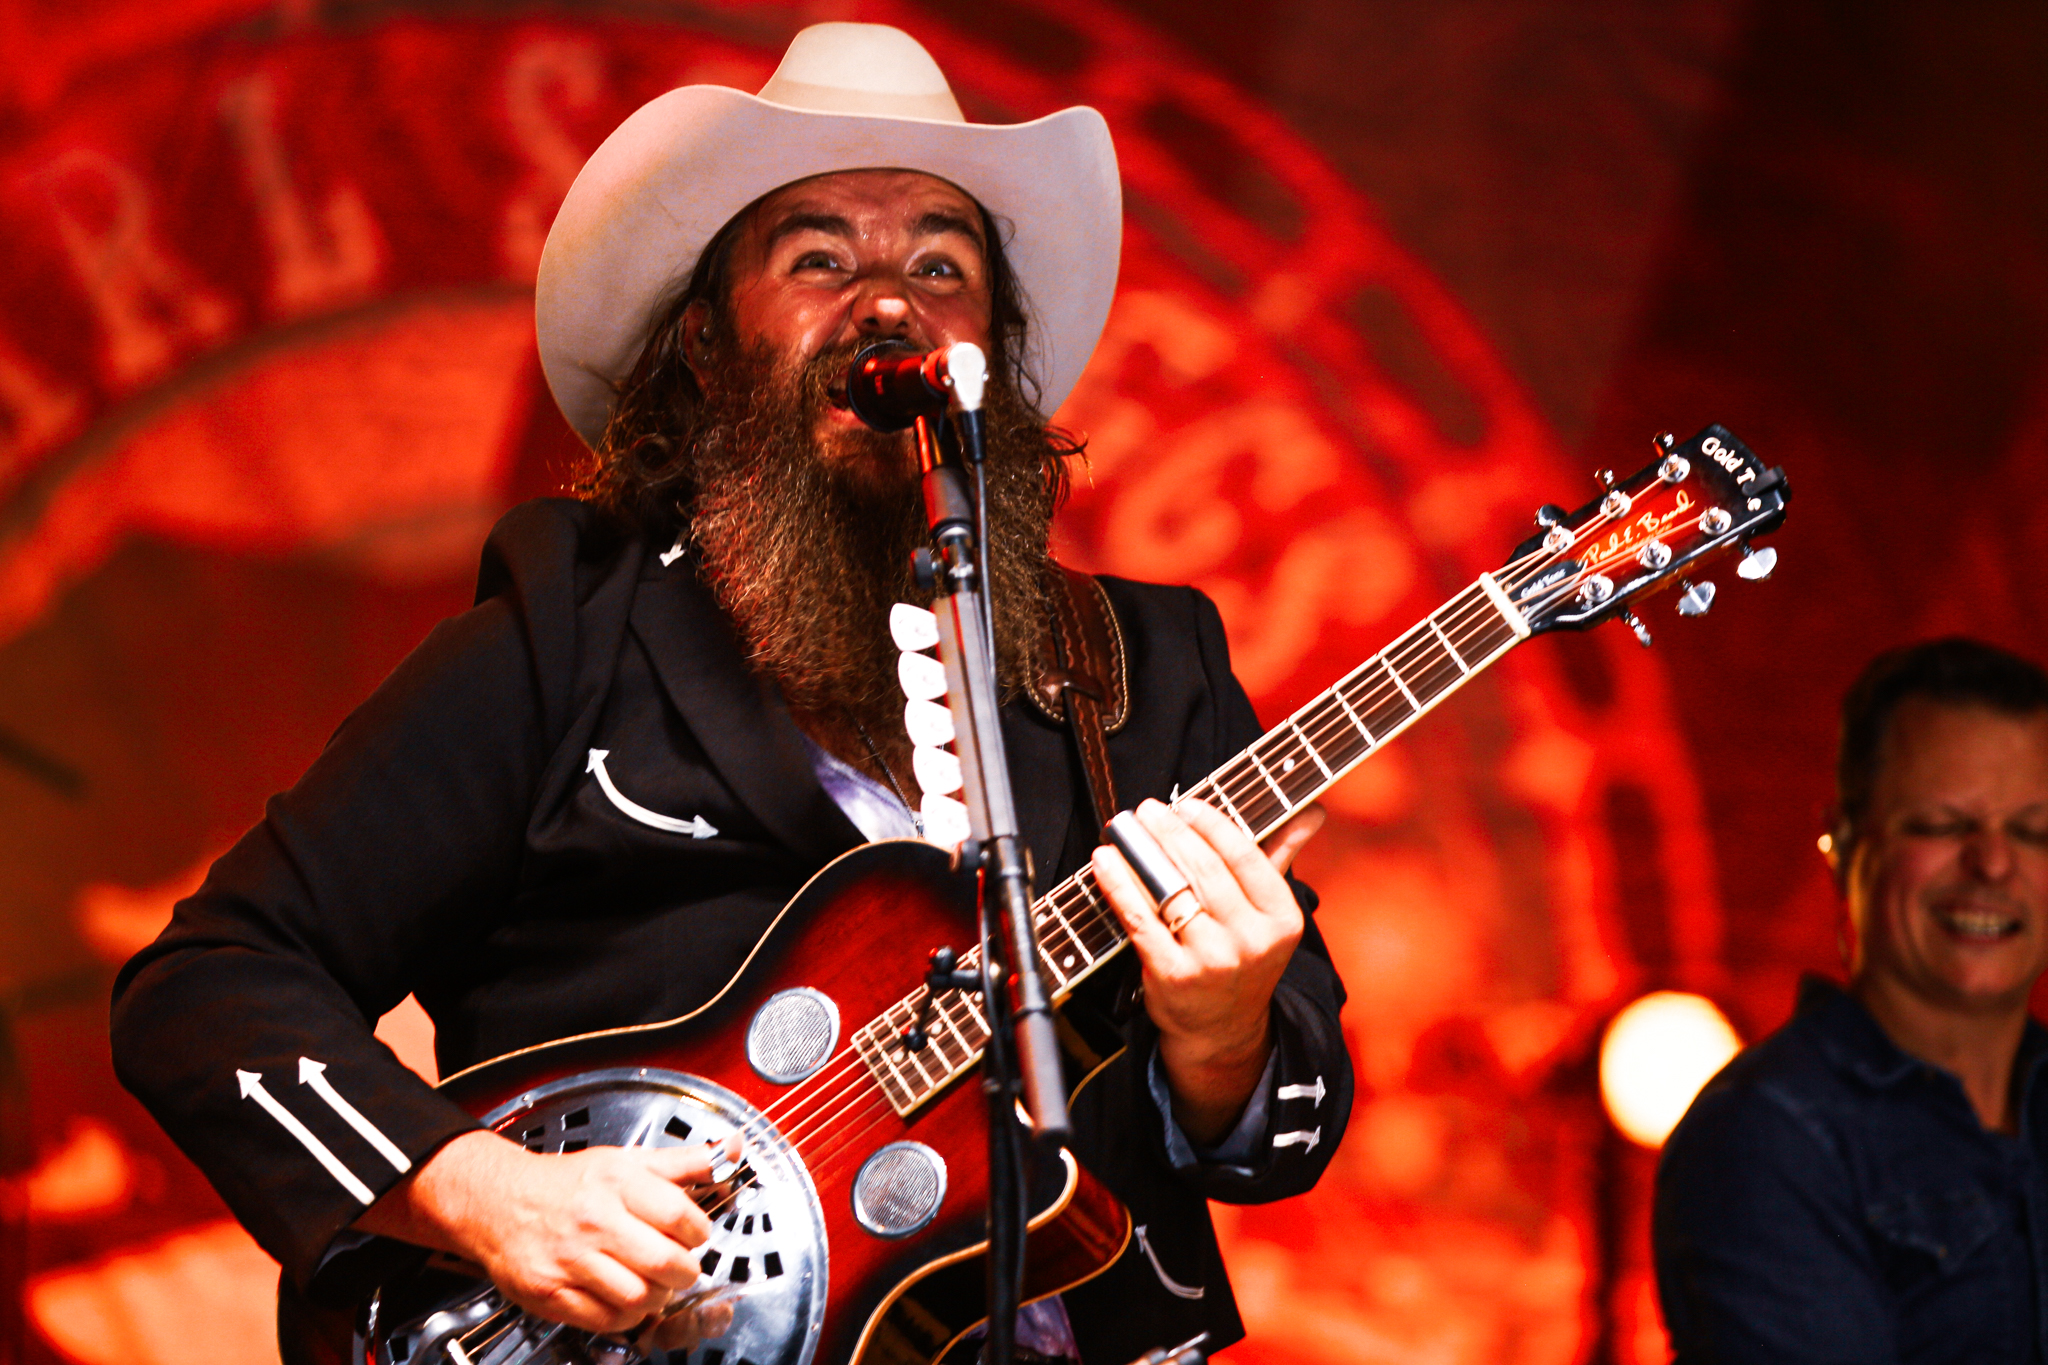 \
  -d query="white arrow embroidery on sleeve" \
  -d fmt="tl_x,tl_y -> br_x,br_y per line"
587,749 -> 718,838
1276,1076 -> 1326,1106
659,536 -> 687,567
238,1069 -> 374,1203
300,1058 -> 410,1172
1273,1127 -> 1321,1153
